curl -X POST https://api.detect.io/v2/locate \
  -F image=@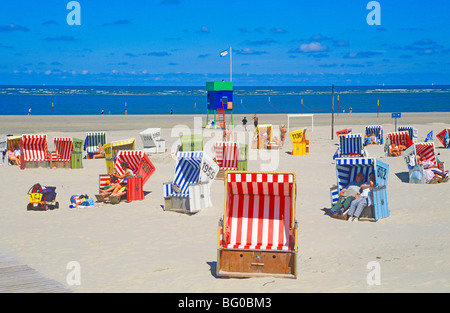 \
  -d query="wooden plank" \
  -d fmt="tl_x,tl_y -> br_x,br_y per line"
0,252 -> 72,293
